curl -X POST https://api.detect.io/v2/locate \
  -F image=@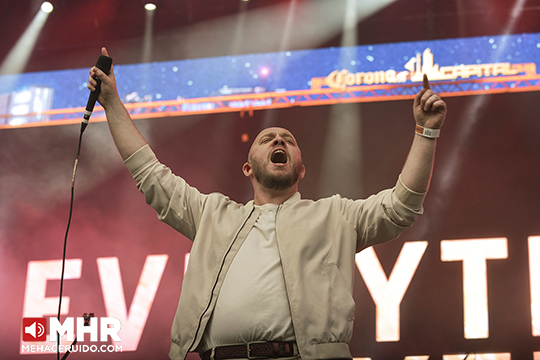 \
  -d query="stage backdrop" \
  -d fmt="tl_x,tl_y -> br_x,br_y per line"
1,36 -> 540,360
